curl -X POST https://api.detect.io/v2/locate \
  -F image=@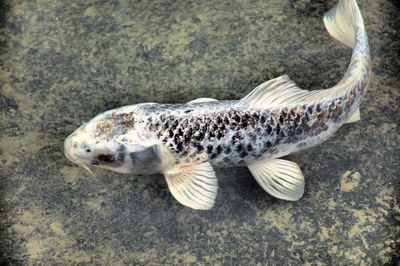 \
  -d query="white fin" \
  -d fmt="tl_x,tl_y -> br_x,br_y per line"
345,107 -> 360,124
187,98 -> 218,104
247,158 -> 304,201
236,75 -> 312,107
323,0 -> 363,48
164,161 -> 218,210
